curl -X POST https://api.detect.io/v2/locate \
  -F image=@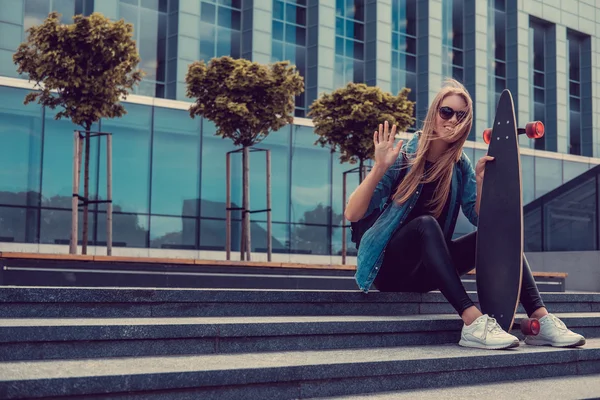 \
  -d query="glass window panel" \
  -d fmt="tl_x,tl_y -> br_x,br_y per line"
98,104 -> 152,214
543,177 -> 596,251
151,107 -> 201,217
0,1 -> 24,25
285,3 -> 297,24
42,112 -> 100,209
295,26 -> 306,46
569,97 -> 580,112
331,154 -> 358,227
217,5 -> 232,28
272,41 -> 283,61
40,209 -> 95,245
354,0 -> 365,21
331,226 -> 355,256
562,160 -> 588,183
96,212 -> 149,248
272,20 -> 283,41
336,17 -> 344,36
524,208 -> 542,251
532,23 -> 545,72
452,0 -> 464,49
290,224 -> 329,255
200,120 -> 242,219
534,72 -> 544,87
335,37 -> 344,56
0,87 -> 43,207
495,60 -> 506,77
406,0 -> 417,36
251,221 -> 289,253
291,126 -> 331,224
0,206 -> 38,243
273,0 -> 284,20
285,23 -> 296,44
200,23 -> 216,60
521,154 -> 535,205
453,50 -> 463,67
150,215 -> 197,249
24,0 -> 50,31
201,2 -> 216,23
406,54 -> 417,72
246,128 -> 290,224
535,157 -> 562,199
354,41 -> 364,61
569,82 -> 580,97
406,37 -> 416,55
495,77 -> 506,93
569,109 -> 581,155
534,88 -> 544,103
216,26 -> 232,57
